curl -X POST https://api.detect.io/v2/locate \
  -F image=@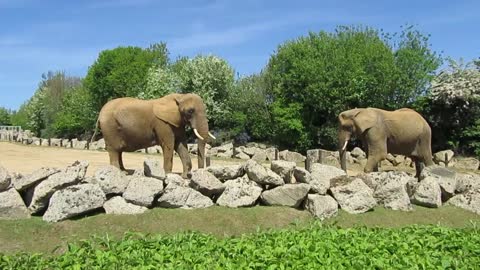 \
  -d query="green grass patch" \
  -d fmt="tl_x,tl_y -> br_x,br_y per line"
2,223 -> 479,269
